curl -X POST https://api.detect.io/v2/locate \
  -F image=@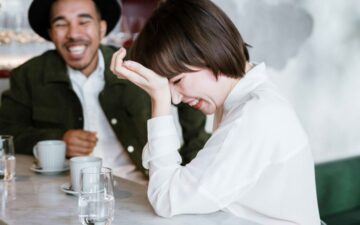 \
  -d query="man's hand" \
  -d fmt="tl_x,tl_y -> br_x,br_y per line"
63,129 -> 98,157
